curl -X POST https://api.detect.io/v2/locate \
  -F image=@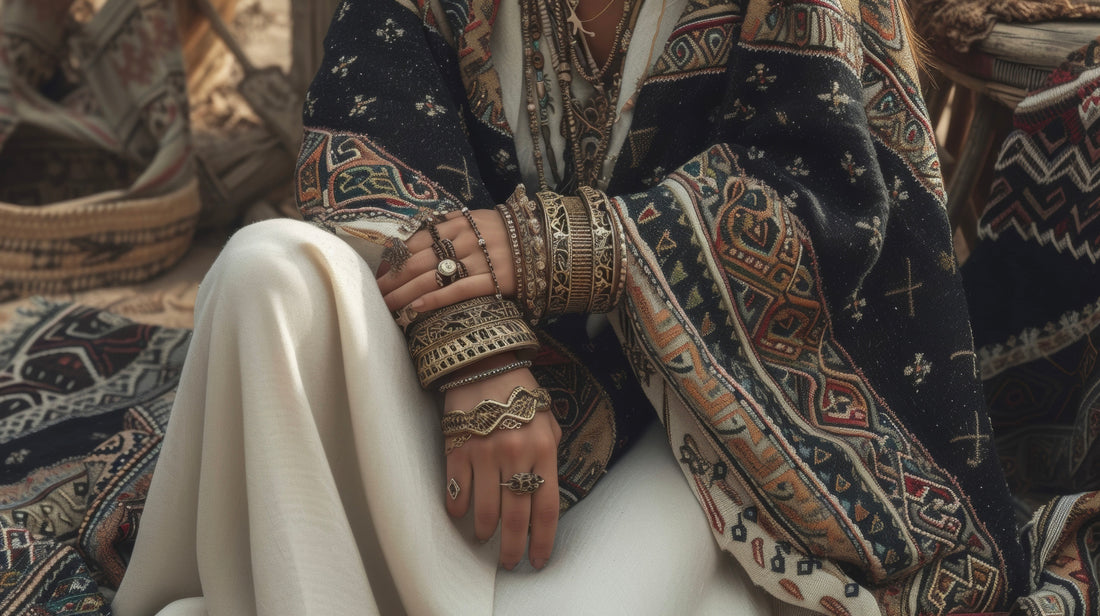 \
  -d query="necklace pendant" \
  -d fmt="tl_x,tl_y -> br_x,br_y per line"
565,2 -> 595,38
